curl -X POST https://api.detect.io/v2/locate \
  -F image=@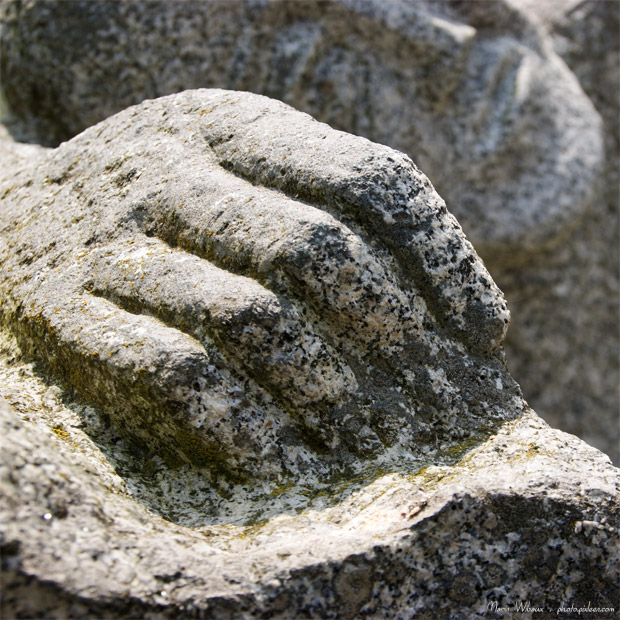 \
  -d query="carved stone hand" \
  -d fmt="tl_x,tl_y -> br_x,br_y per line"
0,89 -> 518,486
